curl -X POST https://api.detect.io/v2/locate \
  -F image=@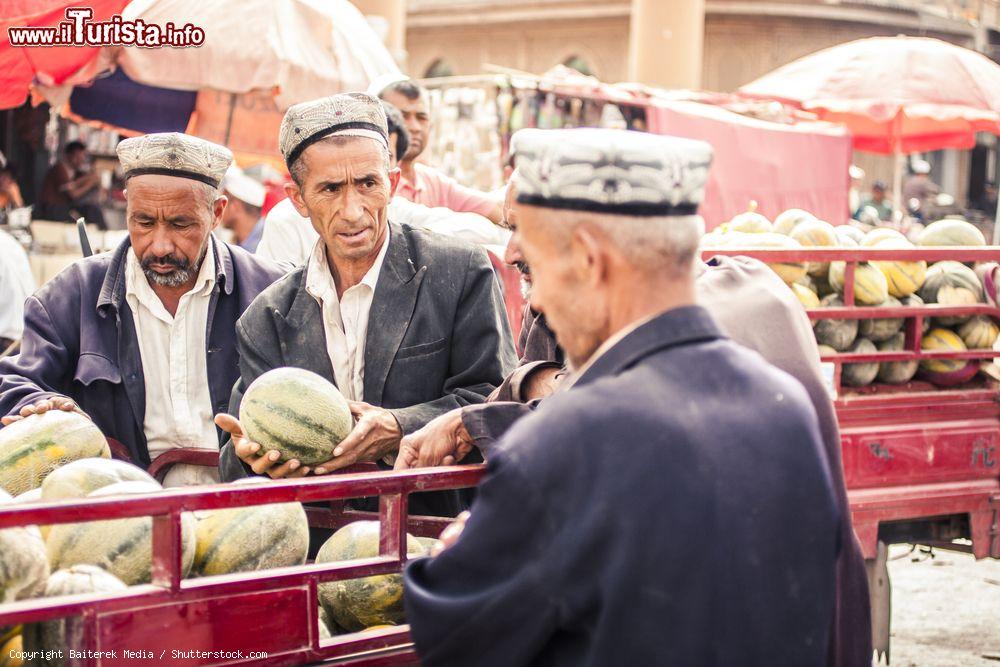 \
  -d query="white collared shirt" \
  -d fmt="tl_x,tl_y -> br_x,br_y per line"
125,246 -> 220,488
304,227 -> 391,401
